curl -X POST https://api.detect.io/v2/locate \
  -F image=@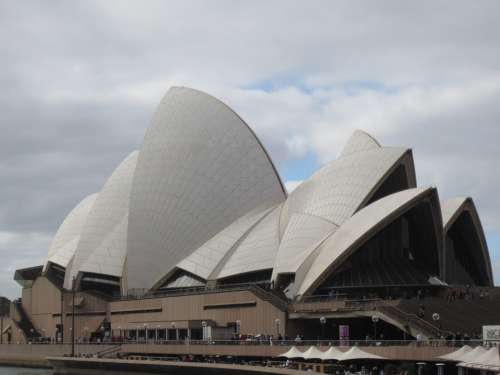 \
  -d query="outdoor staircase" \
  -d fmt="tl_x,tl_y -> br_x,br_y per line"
377,304 -> 444,338
96,344 -> 122,358
12,299 -> 41,340
250,285 -> 289,312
